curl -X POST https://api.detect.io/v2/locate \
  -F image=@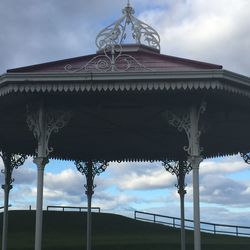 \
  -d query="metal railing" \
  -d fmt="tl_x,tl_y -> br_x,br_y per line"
134,211 -> 250,237
0,205 -> 11,209
47,205 -> 101,213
